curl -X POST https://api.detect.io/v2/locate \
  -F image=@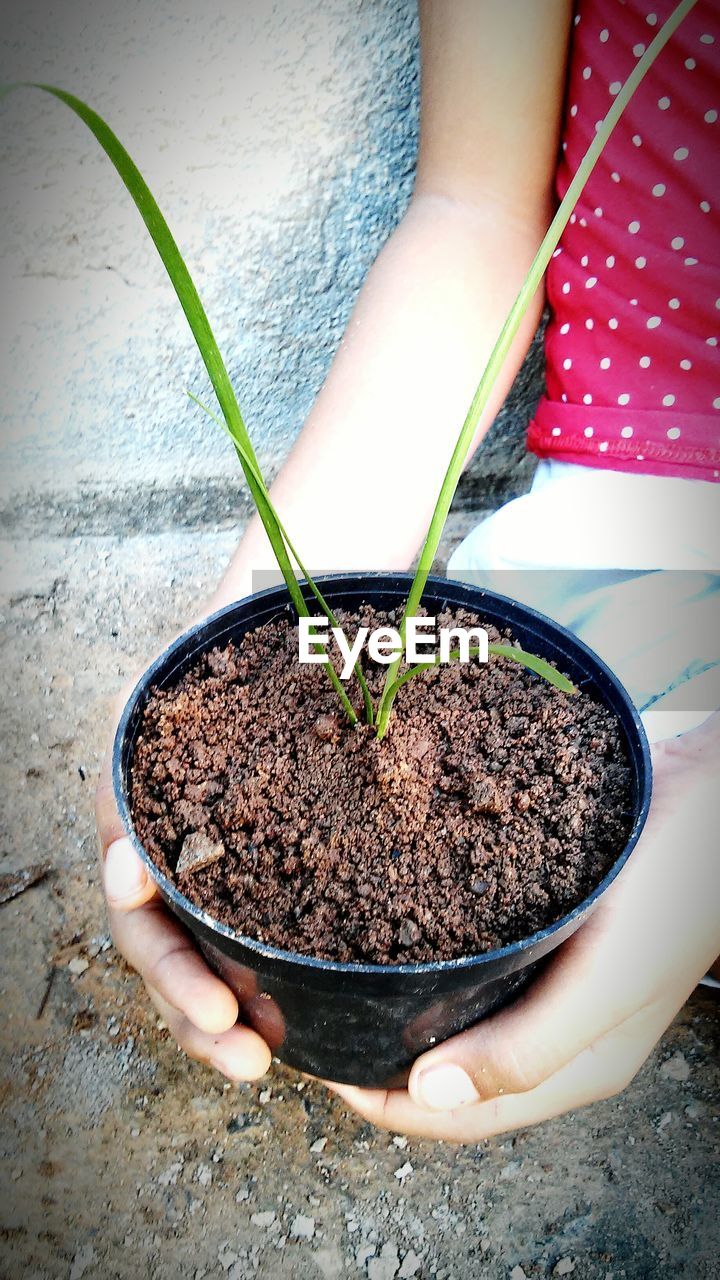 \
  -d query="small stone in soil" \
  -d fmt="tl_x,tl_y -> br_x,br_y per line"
289,1213 -> 315,1240
157,1159 -> 184,1187
398,920 -> 421,948
470,878 -> 489,896
250,1211 -> 276,1229
659,1051 -> 690,1082
368,1243 -> 401,1280
218,1245 -> 239,1270
356,1244 -> 376,1268
553,1261 -> 576,1277
398,1252 -> 422,1279
176,832 -> 225,876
